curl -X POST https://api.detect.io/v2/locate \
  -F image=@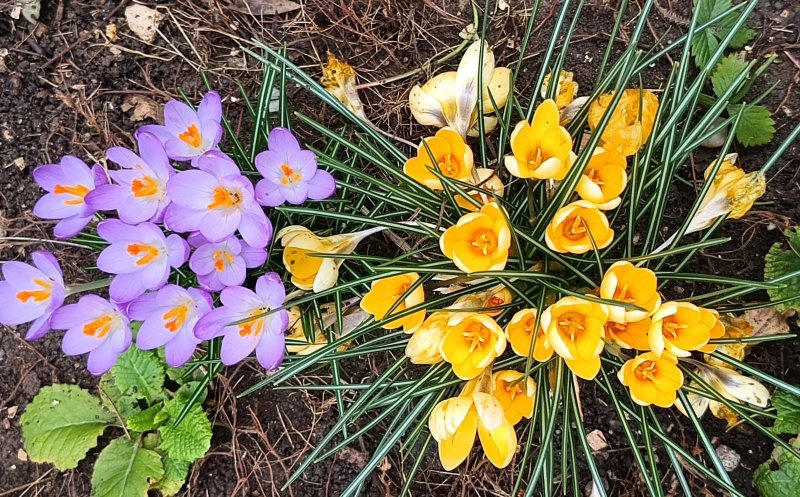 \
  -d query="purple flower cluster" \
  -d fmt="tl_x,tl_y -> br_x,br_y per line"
1,92 -> 331,375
